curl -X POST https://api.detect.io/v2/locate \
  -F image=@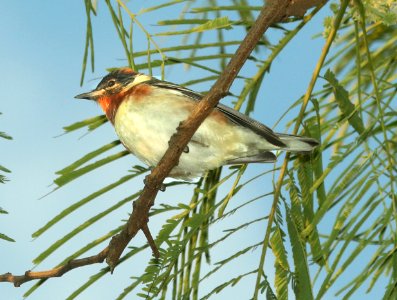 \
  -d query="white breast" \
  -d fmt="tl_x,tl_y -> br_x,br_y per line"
114,88 -> 262,179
